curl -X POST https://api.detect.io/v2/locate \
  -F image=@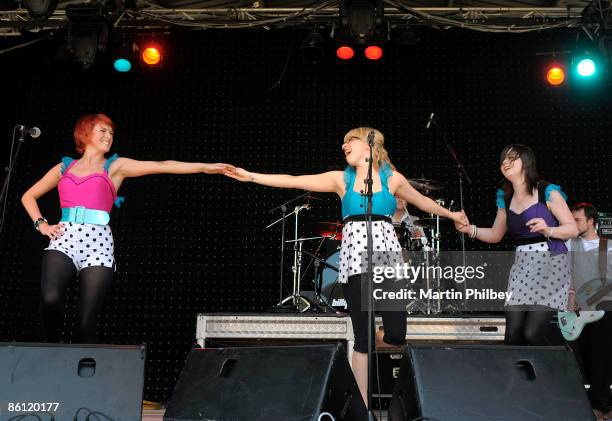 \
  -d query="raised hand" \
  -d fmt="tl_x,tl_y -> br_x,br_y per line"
201,163 -> 235,175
